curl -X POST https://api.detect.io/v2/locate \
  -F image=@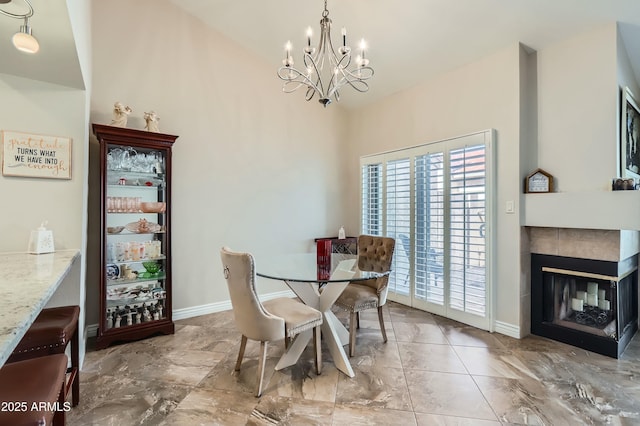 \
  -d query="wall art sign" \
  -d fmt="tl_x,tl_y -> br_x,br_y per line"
525,168 -> 553,193
2,130 -> 72,179
621,87 -> 640,179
